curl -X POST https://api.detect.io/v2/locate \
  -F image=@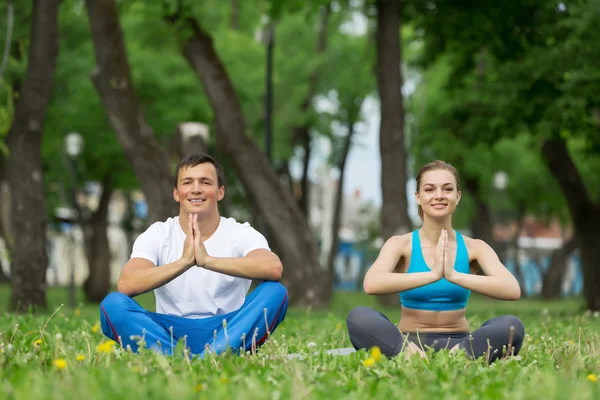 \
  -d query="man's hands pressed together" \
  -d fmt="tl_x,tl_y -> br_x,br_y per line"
178,213 -> 282,281
192,214 -> 209,267
181,214 -> 210,268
